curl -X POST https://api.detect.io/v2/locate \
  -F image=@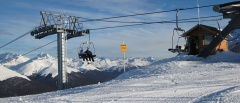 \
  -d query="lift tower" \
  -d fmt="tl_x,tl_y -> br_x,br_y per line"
198,1 -> 240,58
31,11 -> 89,90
